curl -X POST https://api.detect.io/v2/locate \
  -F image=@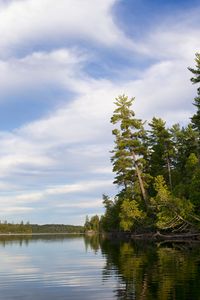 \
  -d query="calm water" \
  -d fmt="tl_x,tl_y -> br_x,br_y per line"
0,235 -> 200,300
